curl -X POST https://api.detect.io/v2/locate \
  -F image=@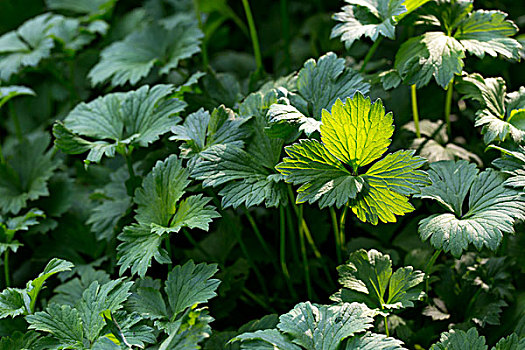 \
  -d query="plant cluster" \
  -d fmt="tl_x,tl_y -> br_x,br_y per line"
0,0 -> 524,348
